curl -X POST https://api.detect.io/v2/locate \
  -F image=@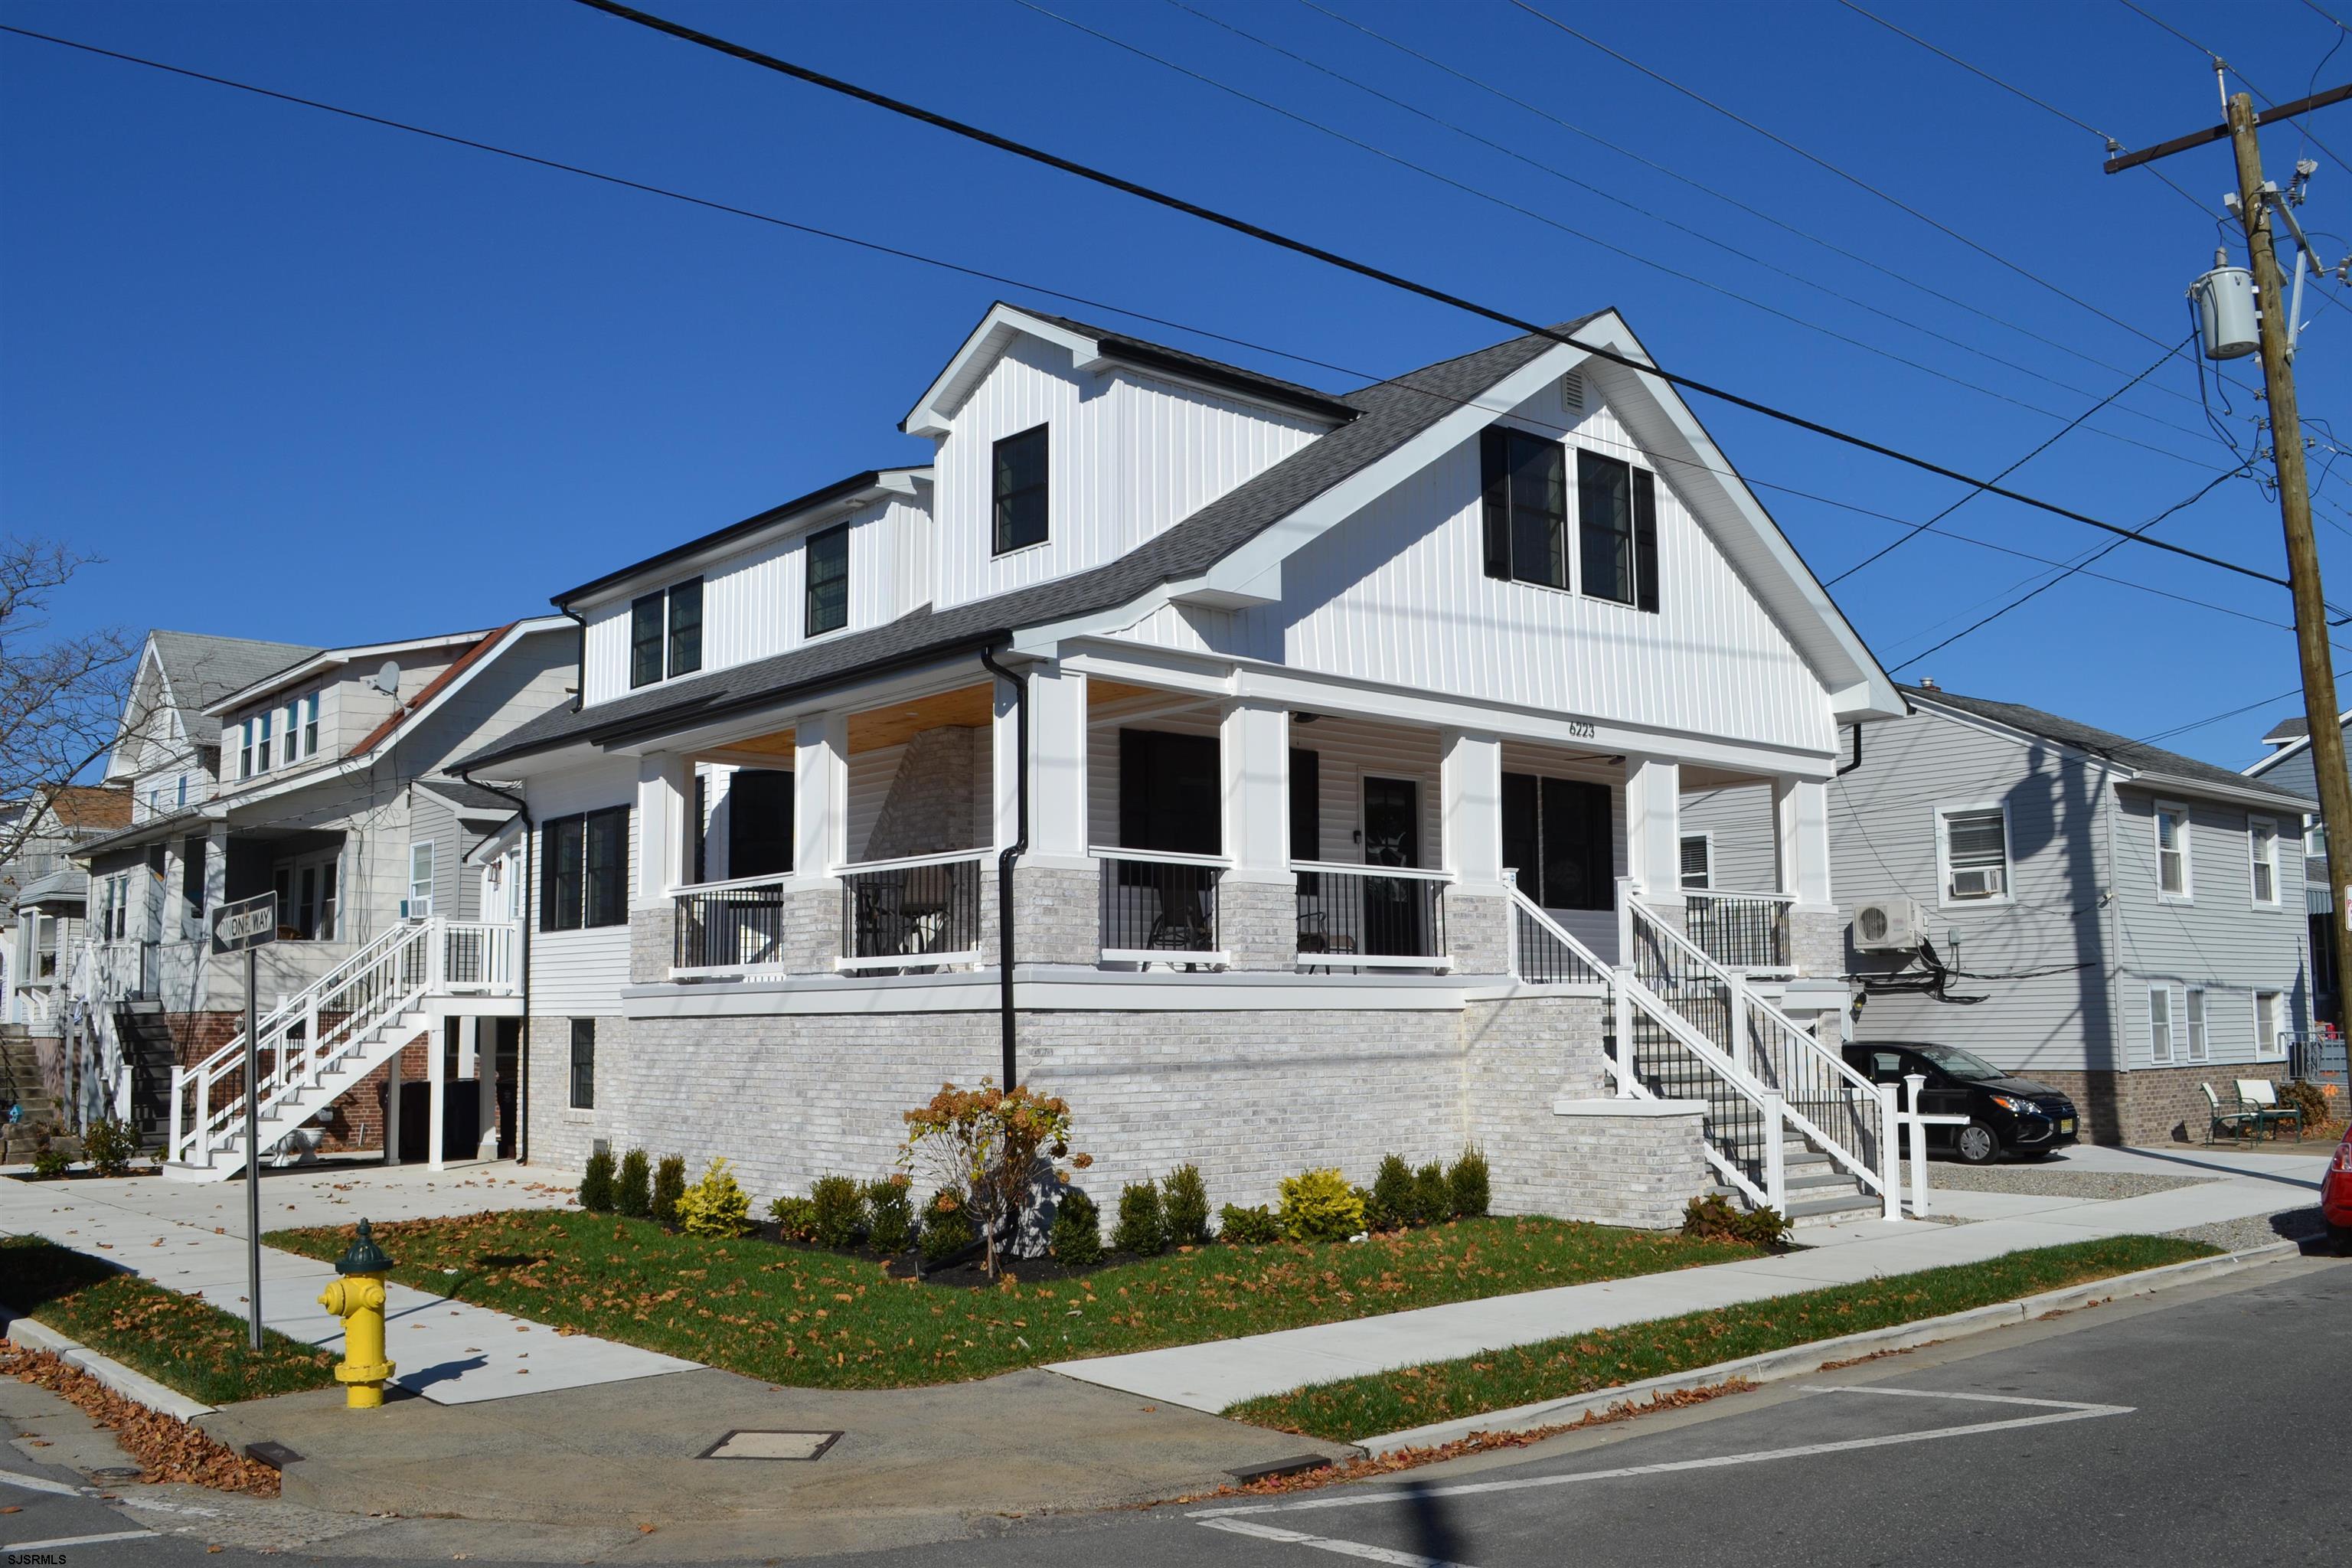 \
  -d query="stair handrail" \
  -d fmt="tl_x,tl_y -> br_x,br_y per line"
1740,993 -> 1896,1204
172,920 -> 436,1166
1606,959 -> 1782,1210
1625,887 -> 1894,1214
1503,880 -> 1612,985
